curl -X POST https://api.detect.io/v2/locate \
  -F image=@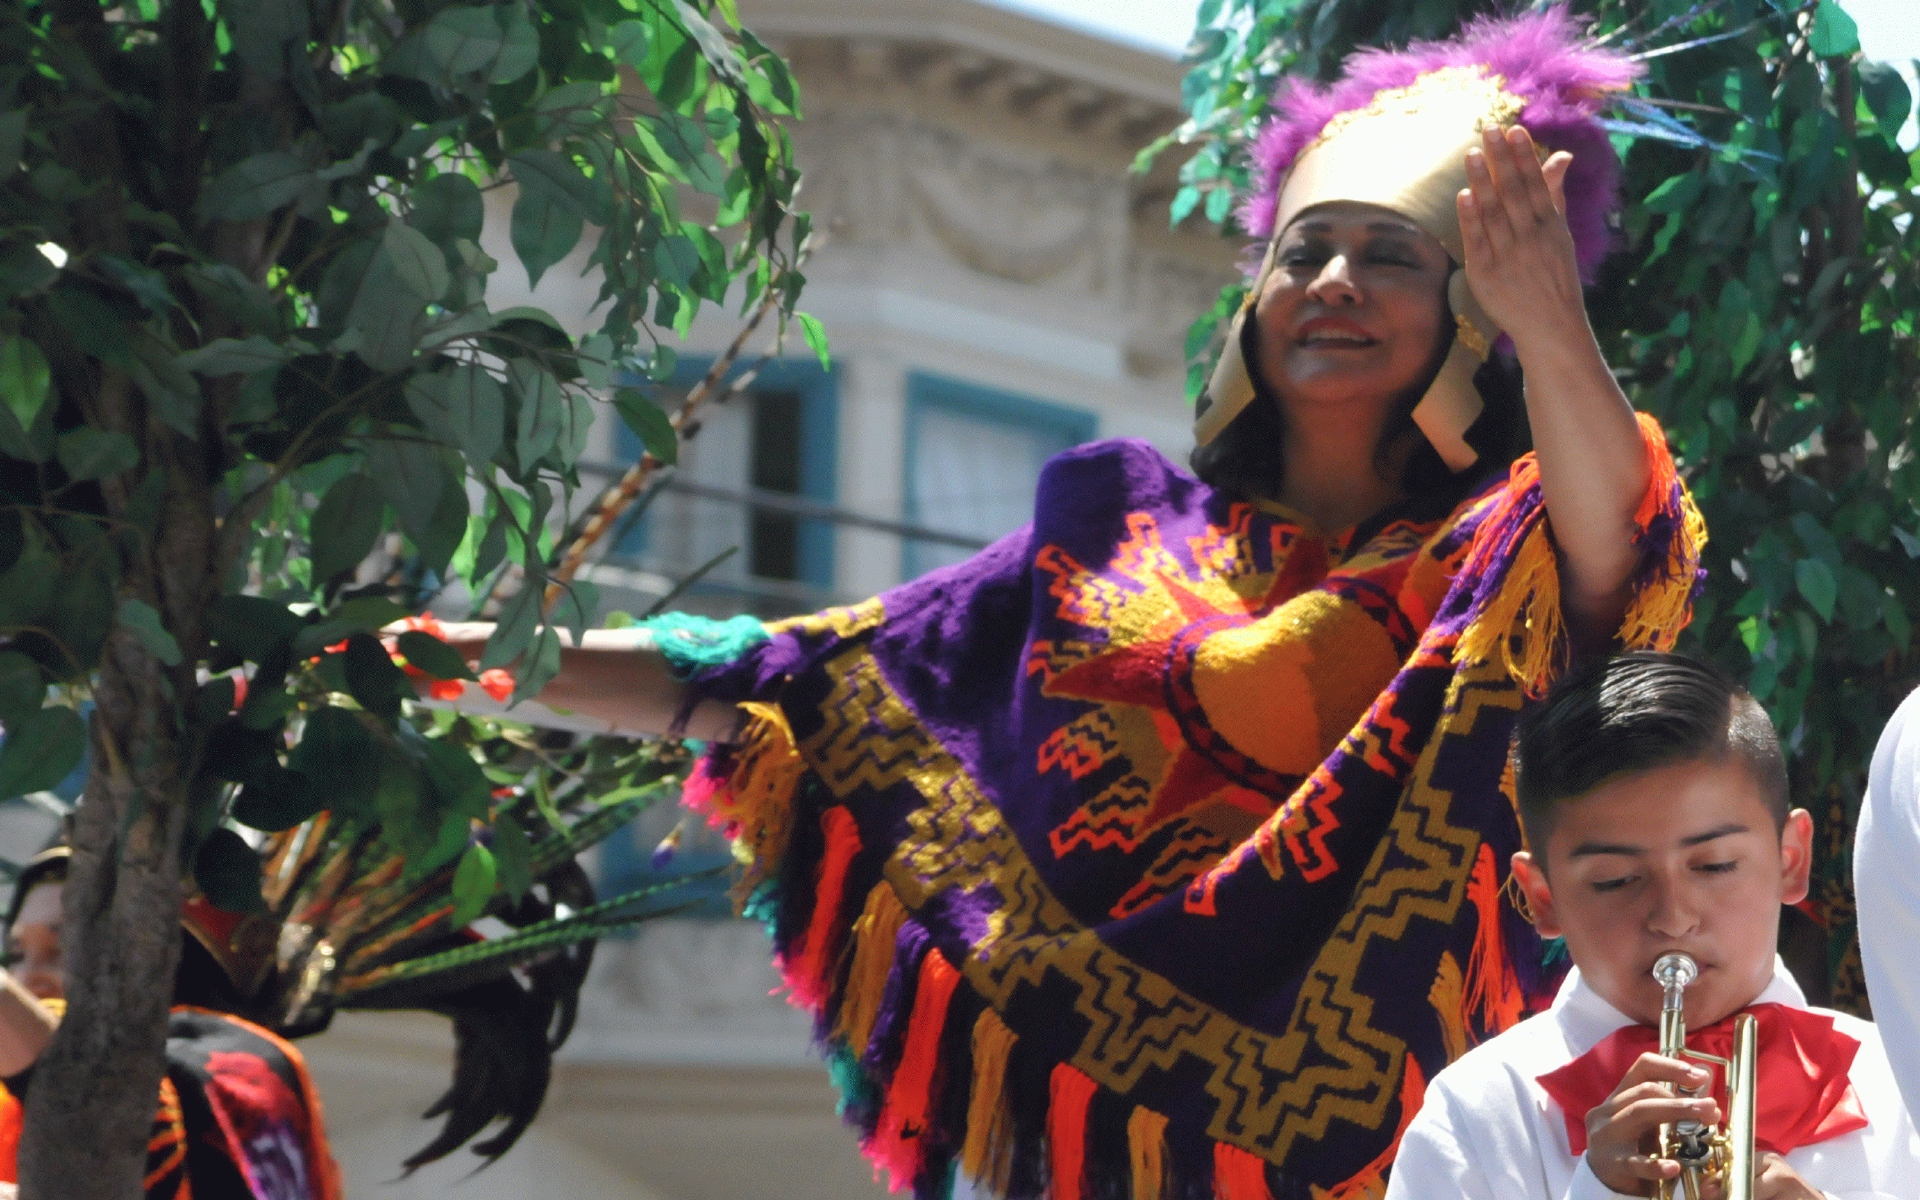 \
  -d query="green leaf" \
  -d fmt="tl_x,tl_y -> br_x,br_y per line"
381,219 -> 451,303
408,173 -> 485,247
117,598 -> 182,666
0,705 -> 85,799
231,766 -> 322,832
238,686 -> 297,731
227,0 -> 309,79
416,735 -> 490,819
613,388 -> 677,465
480,578 -> 540,670
201,151 -> 313,223
490,4 -> 540,83
0,335 -> 51,433
509,625 -> 562,705
206,594 -> 304,664
610,19 -> 651,67
405,365 -> 505,464
491,815 -> 533,903
420,5 -> 506,77
532,81 -> 610,140
309,473 -> 386,583
329,595 -> 413,631
194,676 -> 237,725
55,427 -> 139,481
508,187 -> 583,291
342,630 -> 412,720
343,248 -> 428,372
0,110 -> 25,178
175,335 -> 291,376
509,149 -> 599,220
0,653 -> 46,727
1808,0 -> 1860,58
450,842 -> 497,926
635,112 -> 724,194
366,439 -> 449,548
288,707 -> 382,816
1859,60 -> 1913,132
194,828 -> 267,914
796,311 -> 831,370
1795,558 -> 1838,622
397,630 -> 476,681
128,334 -> 202,436
509,359 -> 565,471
